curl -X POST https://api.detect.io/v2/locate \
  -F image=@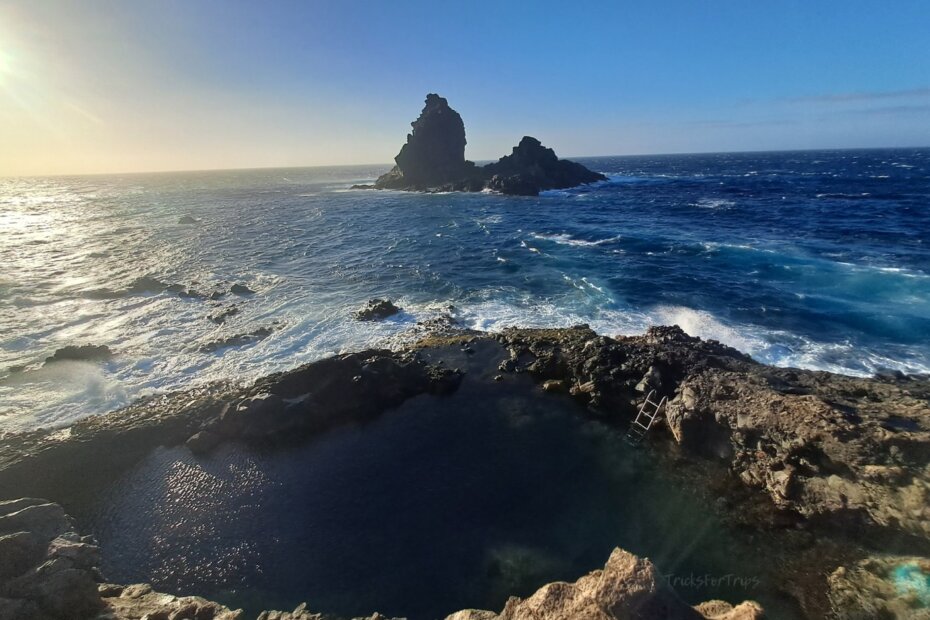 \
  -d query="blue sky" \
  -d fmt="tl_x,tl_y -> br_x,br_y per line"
1,0 -> 928,174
